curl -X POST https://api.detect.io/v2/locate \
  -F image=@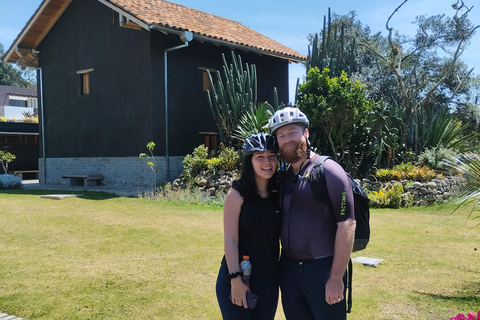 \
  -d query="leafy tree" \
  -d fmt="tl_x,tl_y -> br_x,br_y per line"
296,67 -> 374,172
0,150 -> 16,174
0,43 -> 36,89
